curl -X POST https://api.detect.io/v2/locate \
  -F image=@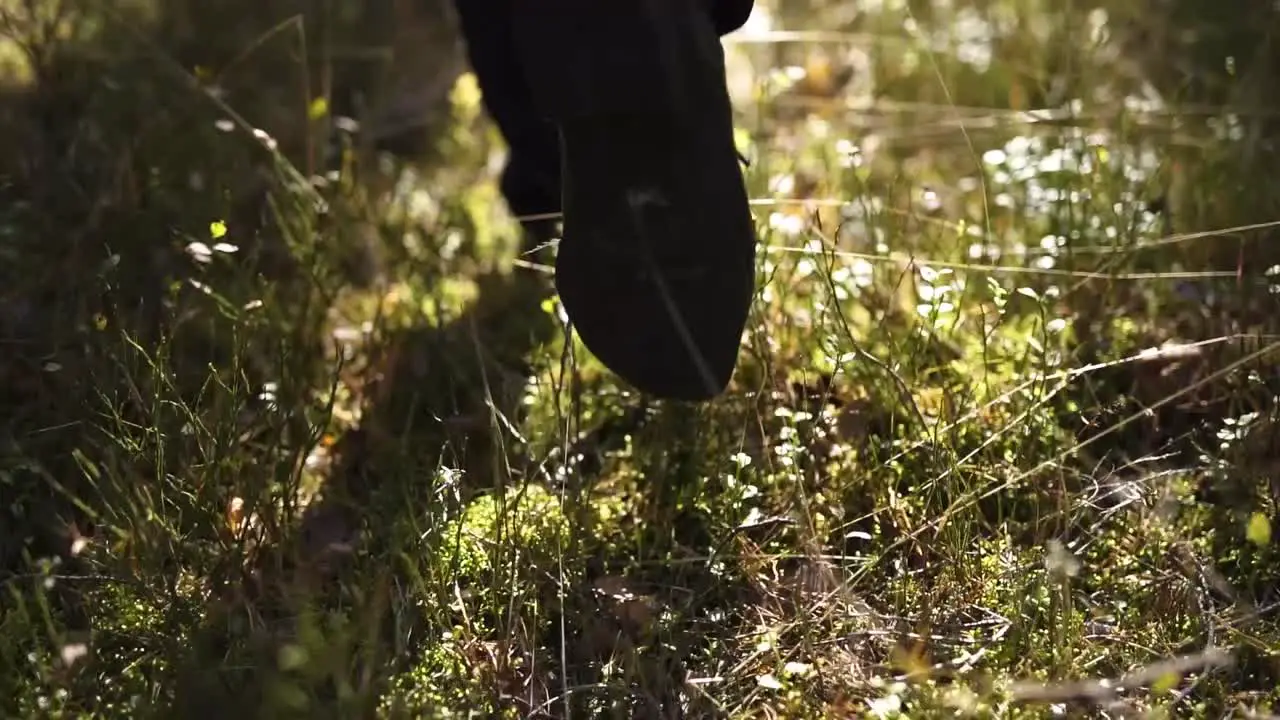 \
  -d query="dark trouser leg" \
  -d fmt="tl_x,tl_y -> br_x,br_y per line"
708,0 -> 756,34
506,0 -> 759,401
451,0 -> 753,244
451,0 -> 562,253
455,0 -> 758,400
